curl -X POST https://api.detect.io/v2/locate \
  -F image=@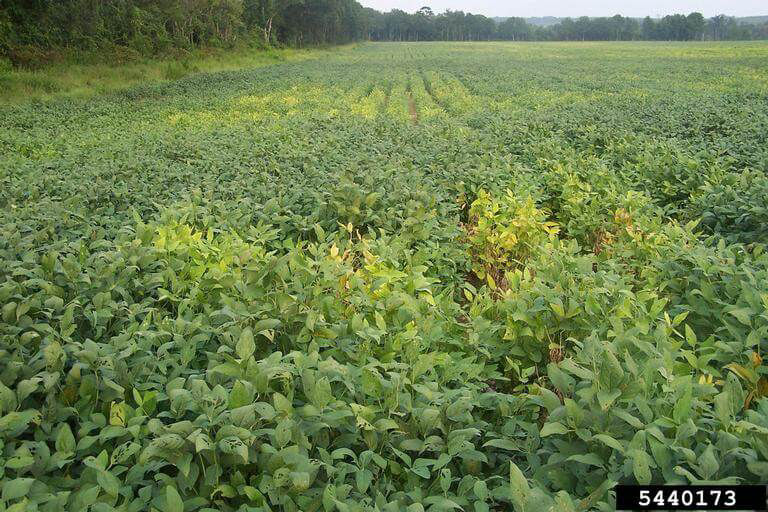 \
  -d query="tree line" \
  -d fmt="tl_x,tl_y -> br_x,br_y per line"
0,0 -> 369,63
369,9 -> 768,42
1,1 -> 766,65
